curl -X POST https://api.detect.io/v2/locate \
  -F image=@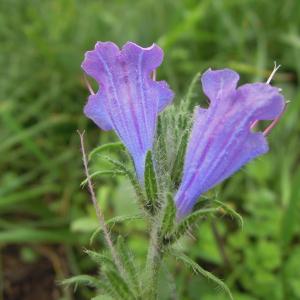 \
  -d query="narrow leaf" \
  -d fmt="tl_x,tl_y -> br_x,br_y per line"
144,151 -> 159,211
167,207 -> 220,244
89,142 -> 125,160
84,250 -> 116,270
104,269 -> 136,300
105,157 -> 147,209
170,250 -> 233,300
117,236 -> 141,294
90,214 -> 143,245
62,275 -> 103,289
156,116 -> 167,165
212,199 -> 243,228
160,193 -> 176,238
171,130 -> 189,187
80,170 -> 125,187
